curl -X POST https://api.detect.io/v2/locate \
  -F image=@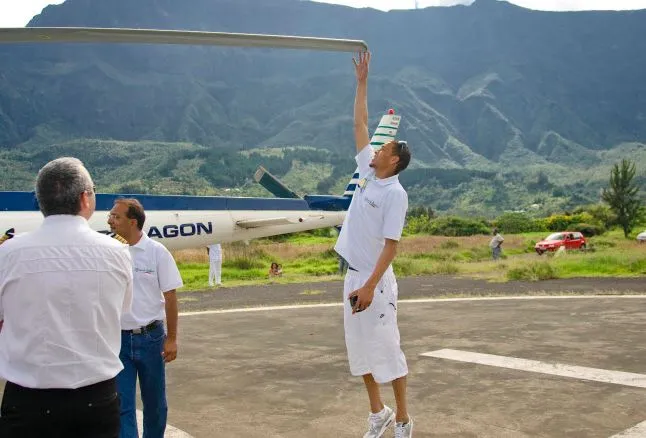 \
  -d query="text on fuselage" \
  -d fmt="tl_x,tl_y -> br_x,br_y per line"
147,222 -> 213,239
